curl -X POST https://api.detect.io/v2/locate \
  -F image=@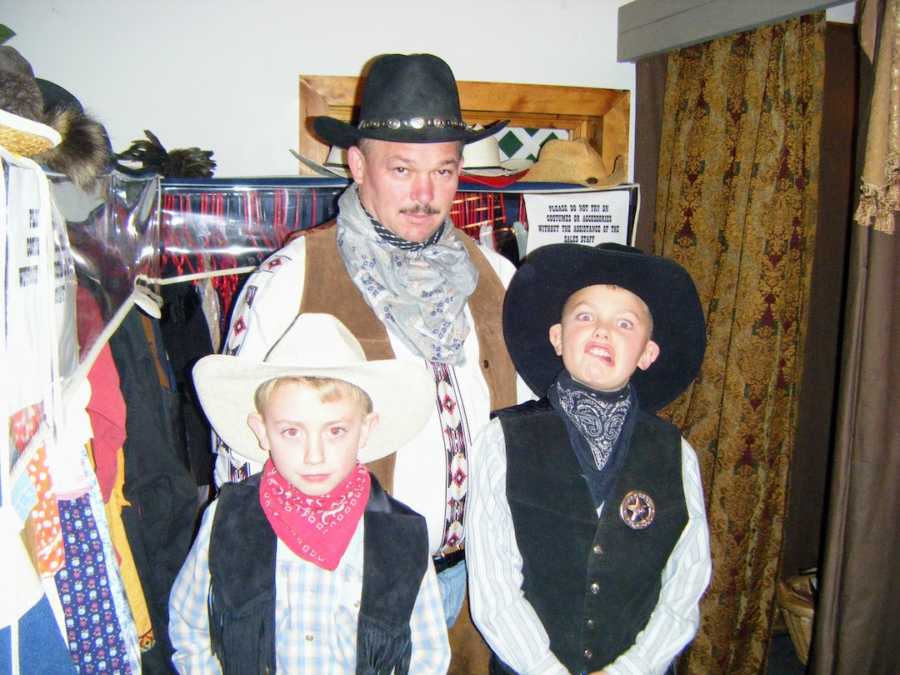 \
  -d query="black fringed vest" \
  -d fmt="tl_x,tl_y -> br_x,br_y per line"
494,399 -> 688,674
207,473 -> 428,674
